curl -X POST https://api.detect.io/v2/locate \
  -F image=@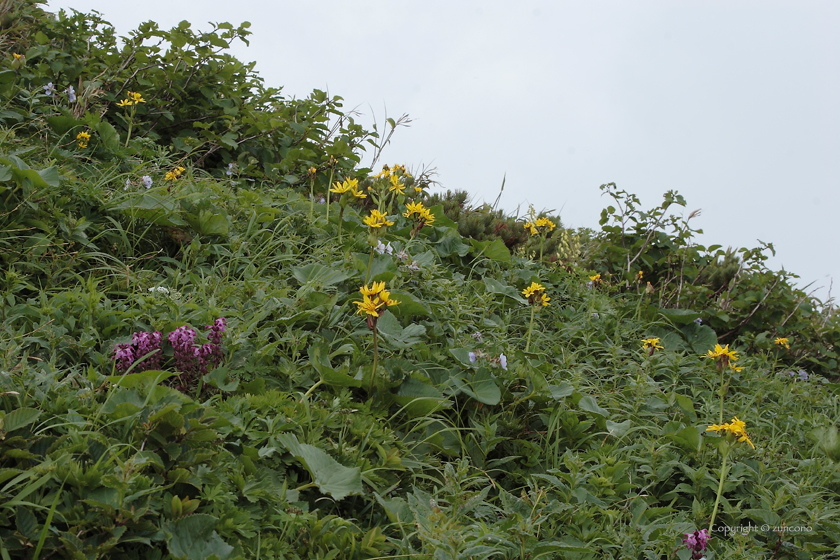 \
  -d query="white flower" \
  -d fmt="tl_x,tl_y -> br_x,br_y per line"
226,162 -> 235,176
499,353 -> 507,370
148,286 -> 170,295
124,178 -> 131,190
141,175 -> 153,189
375,240 -> 393,255
67,85 -> 76,103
